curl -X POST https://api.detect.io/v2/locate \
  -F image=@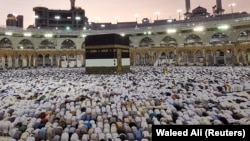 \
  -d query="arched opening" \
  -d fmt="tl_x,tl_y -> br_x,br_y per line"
52,55 -> 57,67
135,54 -> 140,65
39,39 -> 56,49
30,55 -> 34,67
5,56 -> 8,69
153,52 -> 157,64
210,33 -> 229,45
139,37 -> 154,47
215,50 -> 224,65
145,53 -> 150,65
168,52 -> 175,65
179,51 -> 186,64
158,52 -> 166,66
0,38 -> 12,49
61,39 -> 76,49
61,55 -> 68,67
246,49 -> 250,65
140,54 -> 145,65
76,54 -> 83,67
23,55 -> 28,68
151,52 -> 157,66
0,57 -> 3,69
195,50 -> 203,64
168,52 -> 174,59
184,34 -> 202,46
12,56 -> 15,68
206,51 -> 213,66
18,39 -> 34,49
225,50 -> 233,65
160,36 -> 177,47
37,54 -> 43,67
187,51 -> 194,64
238,50 -> 244,65
45,54 -> 51,67
18,55 -> 22,67
237,30 -> 250,44
69,54 -> 76,67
